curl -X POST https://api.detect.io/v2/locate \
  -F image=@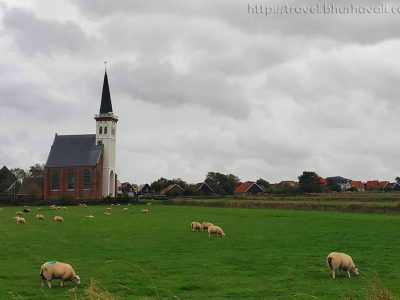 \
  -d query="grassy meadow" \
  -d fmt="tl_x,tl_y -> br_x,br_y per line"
0,204 -> 399,299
